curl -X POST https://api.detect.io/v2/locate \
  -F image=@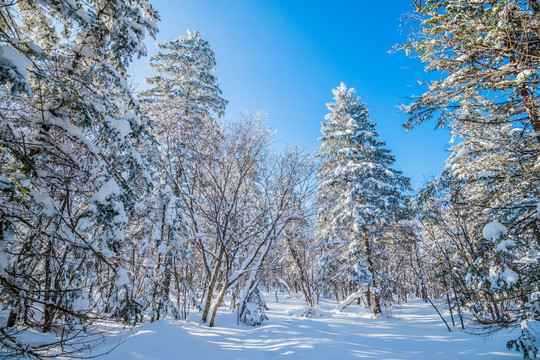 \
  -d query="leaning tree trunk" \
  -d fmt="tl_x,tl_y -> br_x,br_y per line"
201,246 -> 224,323
208,284 -> 228,327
